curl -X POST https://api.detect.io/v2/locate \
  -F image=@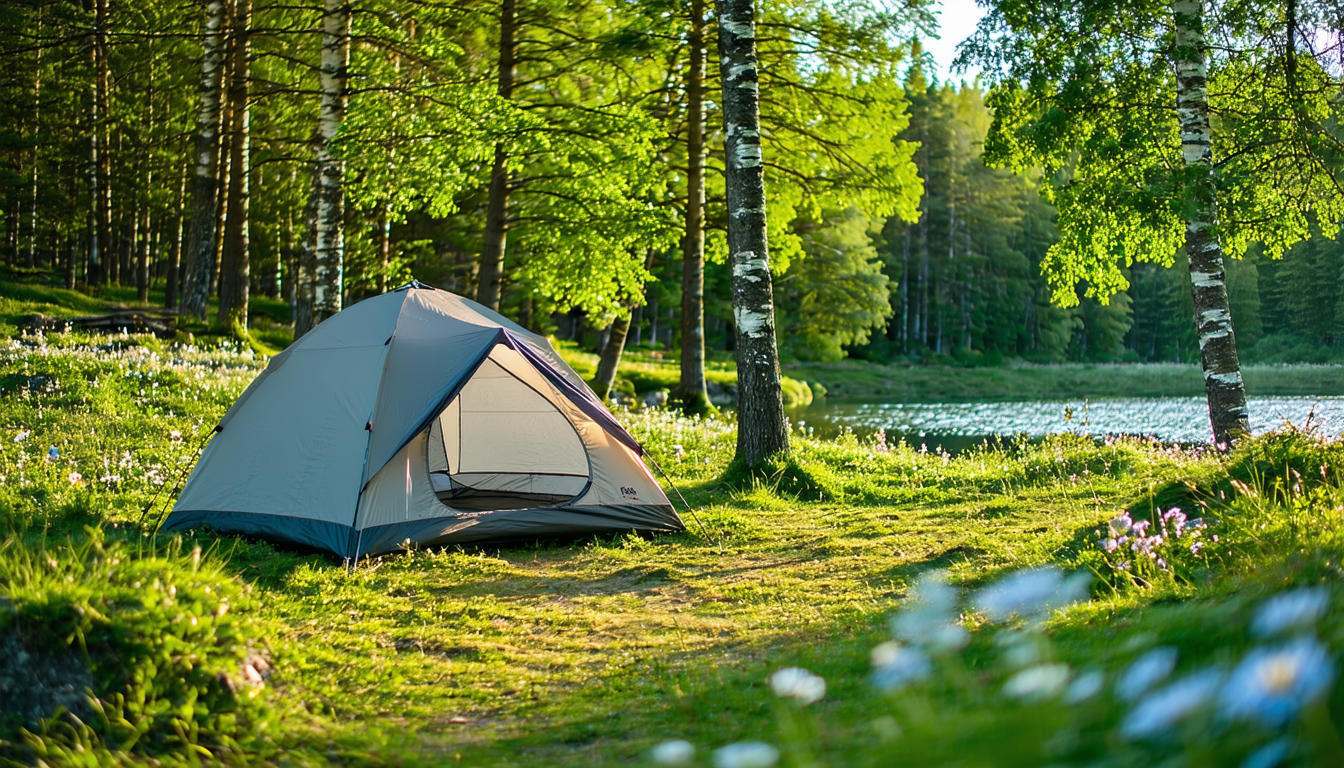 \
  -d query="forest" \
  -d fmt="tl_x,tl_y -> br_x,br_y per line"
5,0 -> 1344,381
